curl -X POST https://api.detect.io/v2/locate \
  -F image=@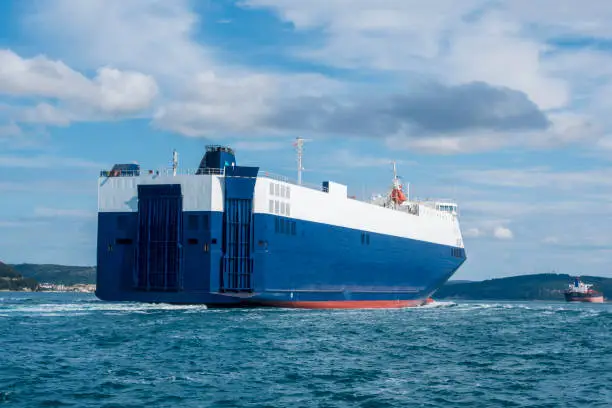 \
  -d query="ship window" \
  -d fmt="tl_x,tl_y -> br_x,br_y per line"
269,200 -> 274,213
291,222 -> 296,236
269,183 -> 274,195
275,218 -> 279,233
280,202 -> 286,215
115,238 -> 132,245
188,238 -> 198,245
281,185 -> 286,198
286,186 -> 291,199
274,200 -> 280,214
286,203 -> 291,216
274,183 -> 280,196
188,214 -> 199,230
